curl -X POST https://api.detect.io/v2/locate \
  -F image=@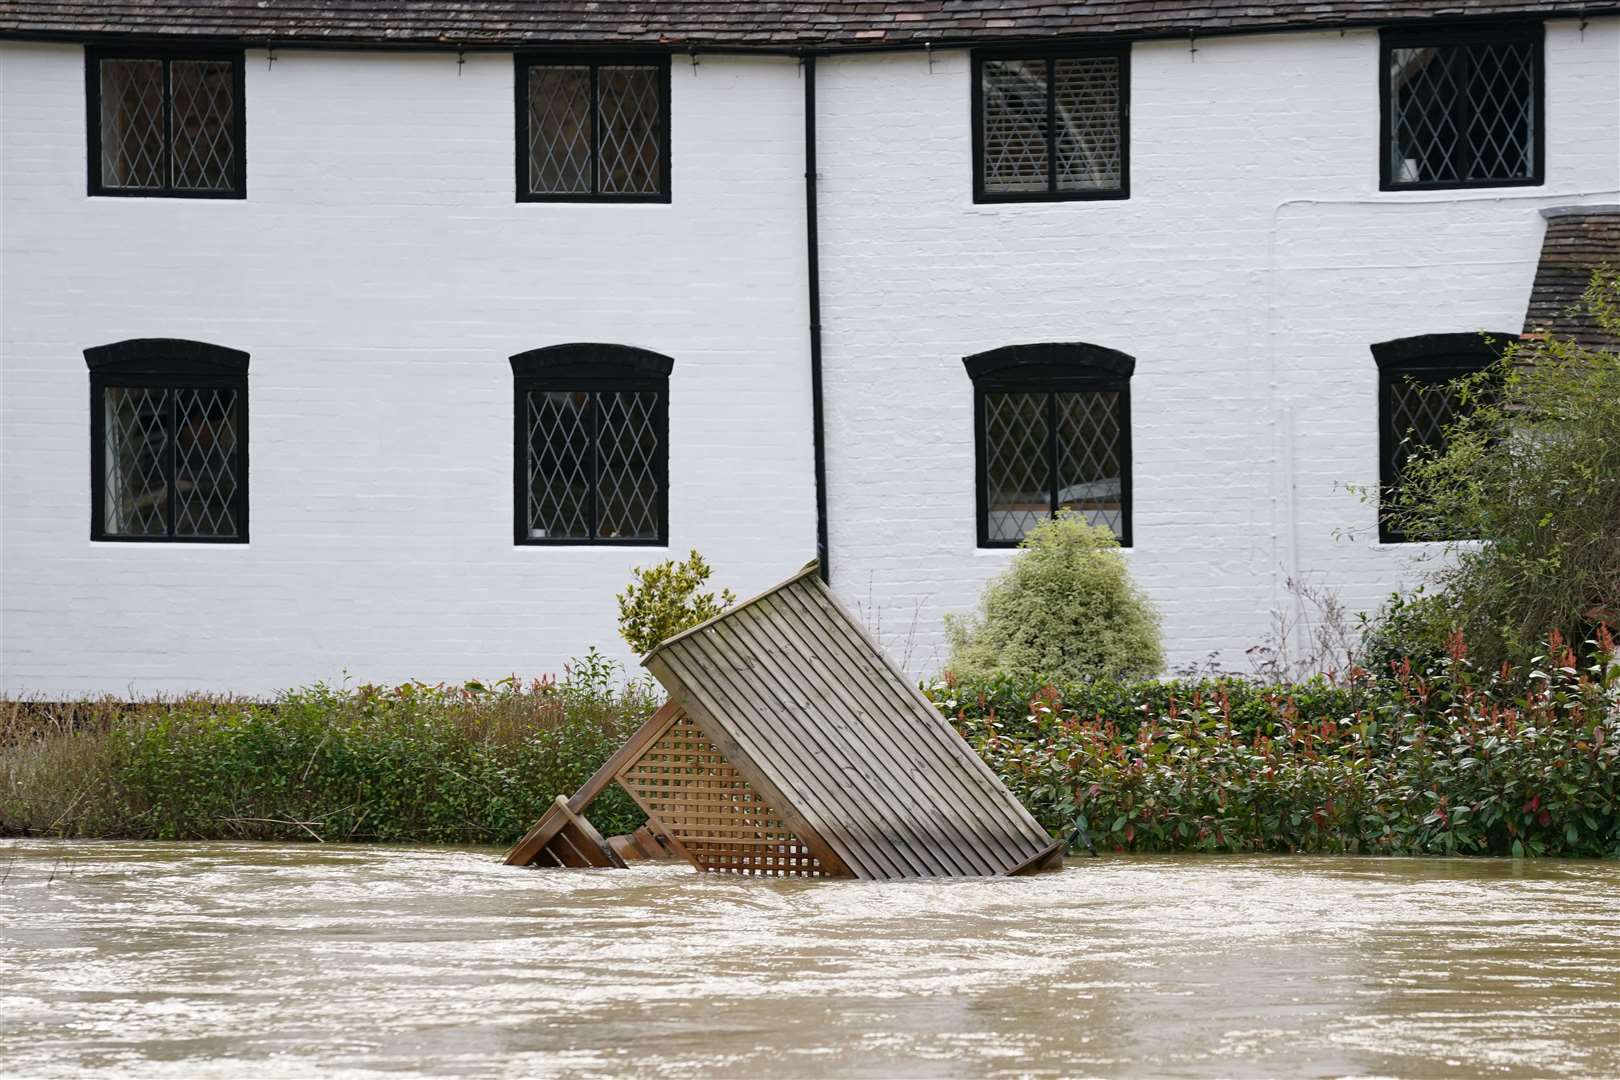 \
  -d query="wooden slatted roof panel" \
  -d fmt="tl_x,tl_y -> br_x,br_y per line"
644,562 -> 1060,880
1,2 -> 1610,50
